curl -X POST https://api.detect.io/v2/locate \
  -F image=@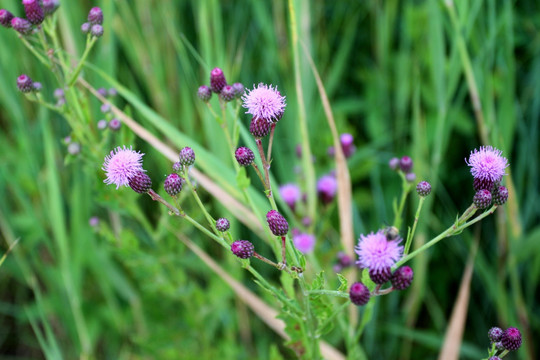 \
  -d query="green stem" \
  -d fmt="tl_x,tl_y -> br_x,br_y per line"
396,205 -> 497,267
183,173 -> 218,234
393,172 -> 412,229
68,36 -> 97,86
19,35 -> 50,67
404,196 -> 426,254
308,290 -> 349,298
266,123 -> 276,163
